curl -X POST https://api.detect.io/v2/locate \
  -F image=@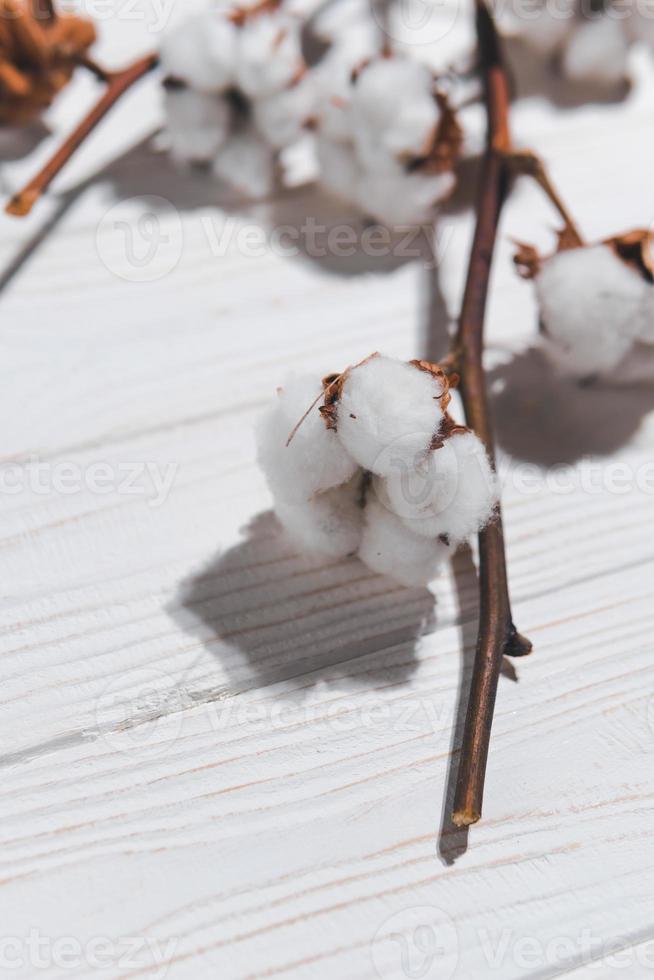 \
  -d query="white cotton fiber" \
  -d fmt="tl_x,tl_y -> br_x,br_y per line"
213,127 -> 276,198
313,33 -> 376,142
358,497 -> 451,586
356,168 -> 455,226
160,12 -> 237,93
336,357 -> 446,476
351,58 -> 439,166
164,88 -> 231,164
253,75 -> 315,148
257,374 -> 359,503
316,136 -> 360,204
235,13 -> 303,97
536,245 -> 648,378
275,475 -> 364,559
380,431 -> 497,542
561,17 -> 629,86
